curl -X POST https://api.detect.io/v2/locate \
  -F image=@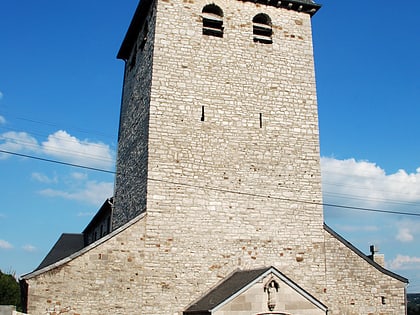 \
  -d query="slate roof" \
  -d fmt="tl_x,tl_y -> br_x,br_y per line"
36,233 -> 84,270
185,267 -> 270,314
